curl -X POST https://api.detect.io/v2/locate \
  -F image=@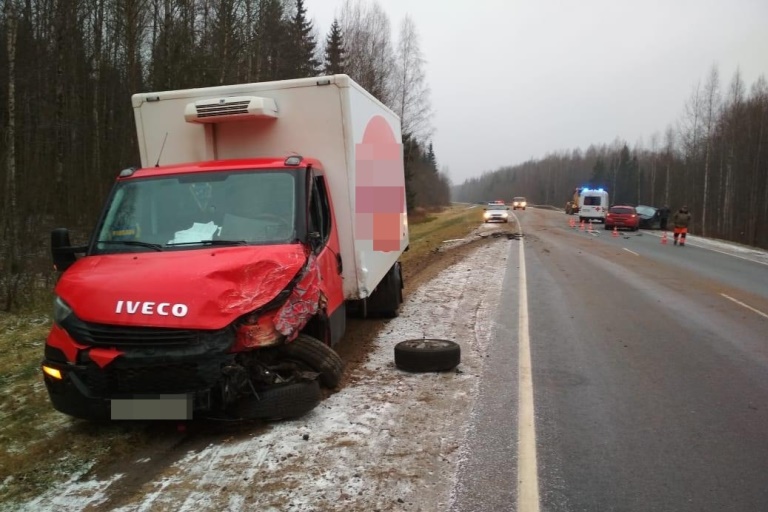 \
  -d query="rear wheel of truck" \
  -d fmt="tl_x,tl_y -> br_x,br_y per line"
278,334 -> 344,388
367,262 -> 403,318
235,380 -> 321,421
394,339 -> 461,372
